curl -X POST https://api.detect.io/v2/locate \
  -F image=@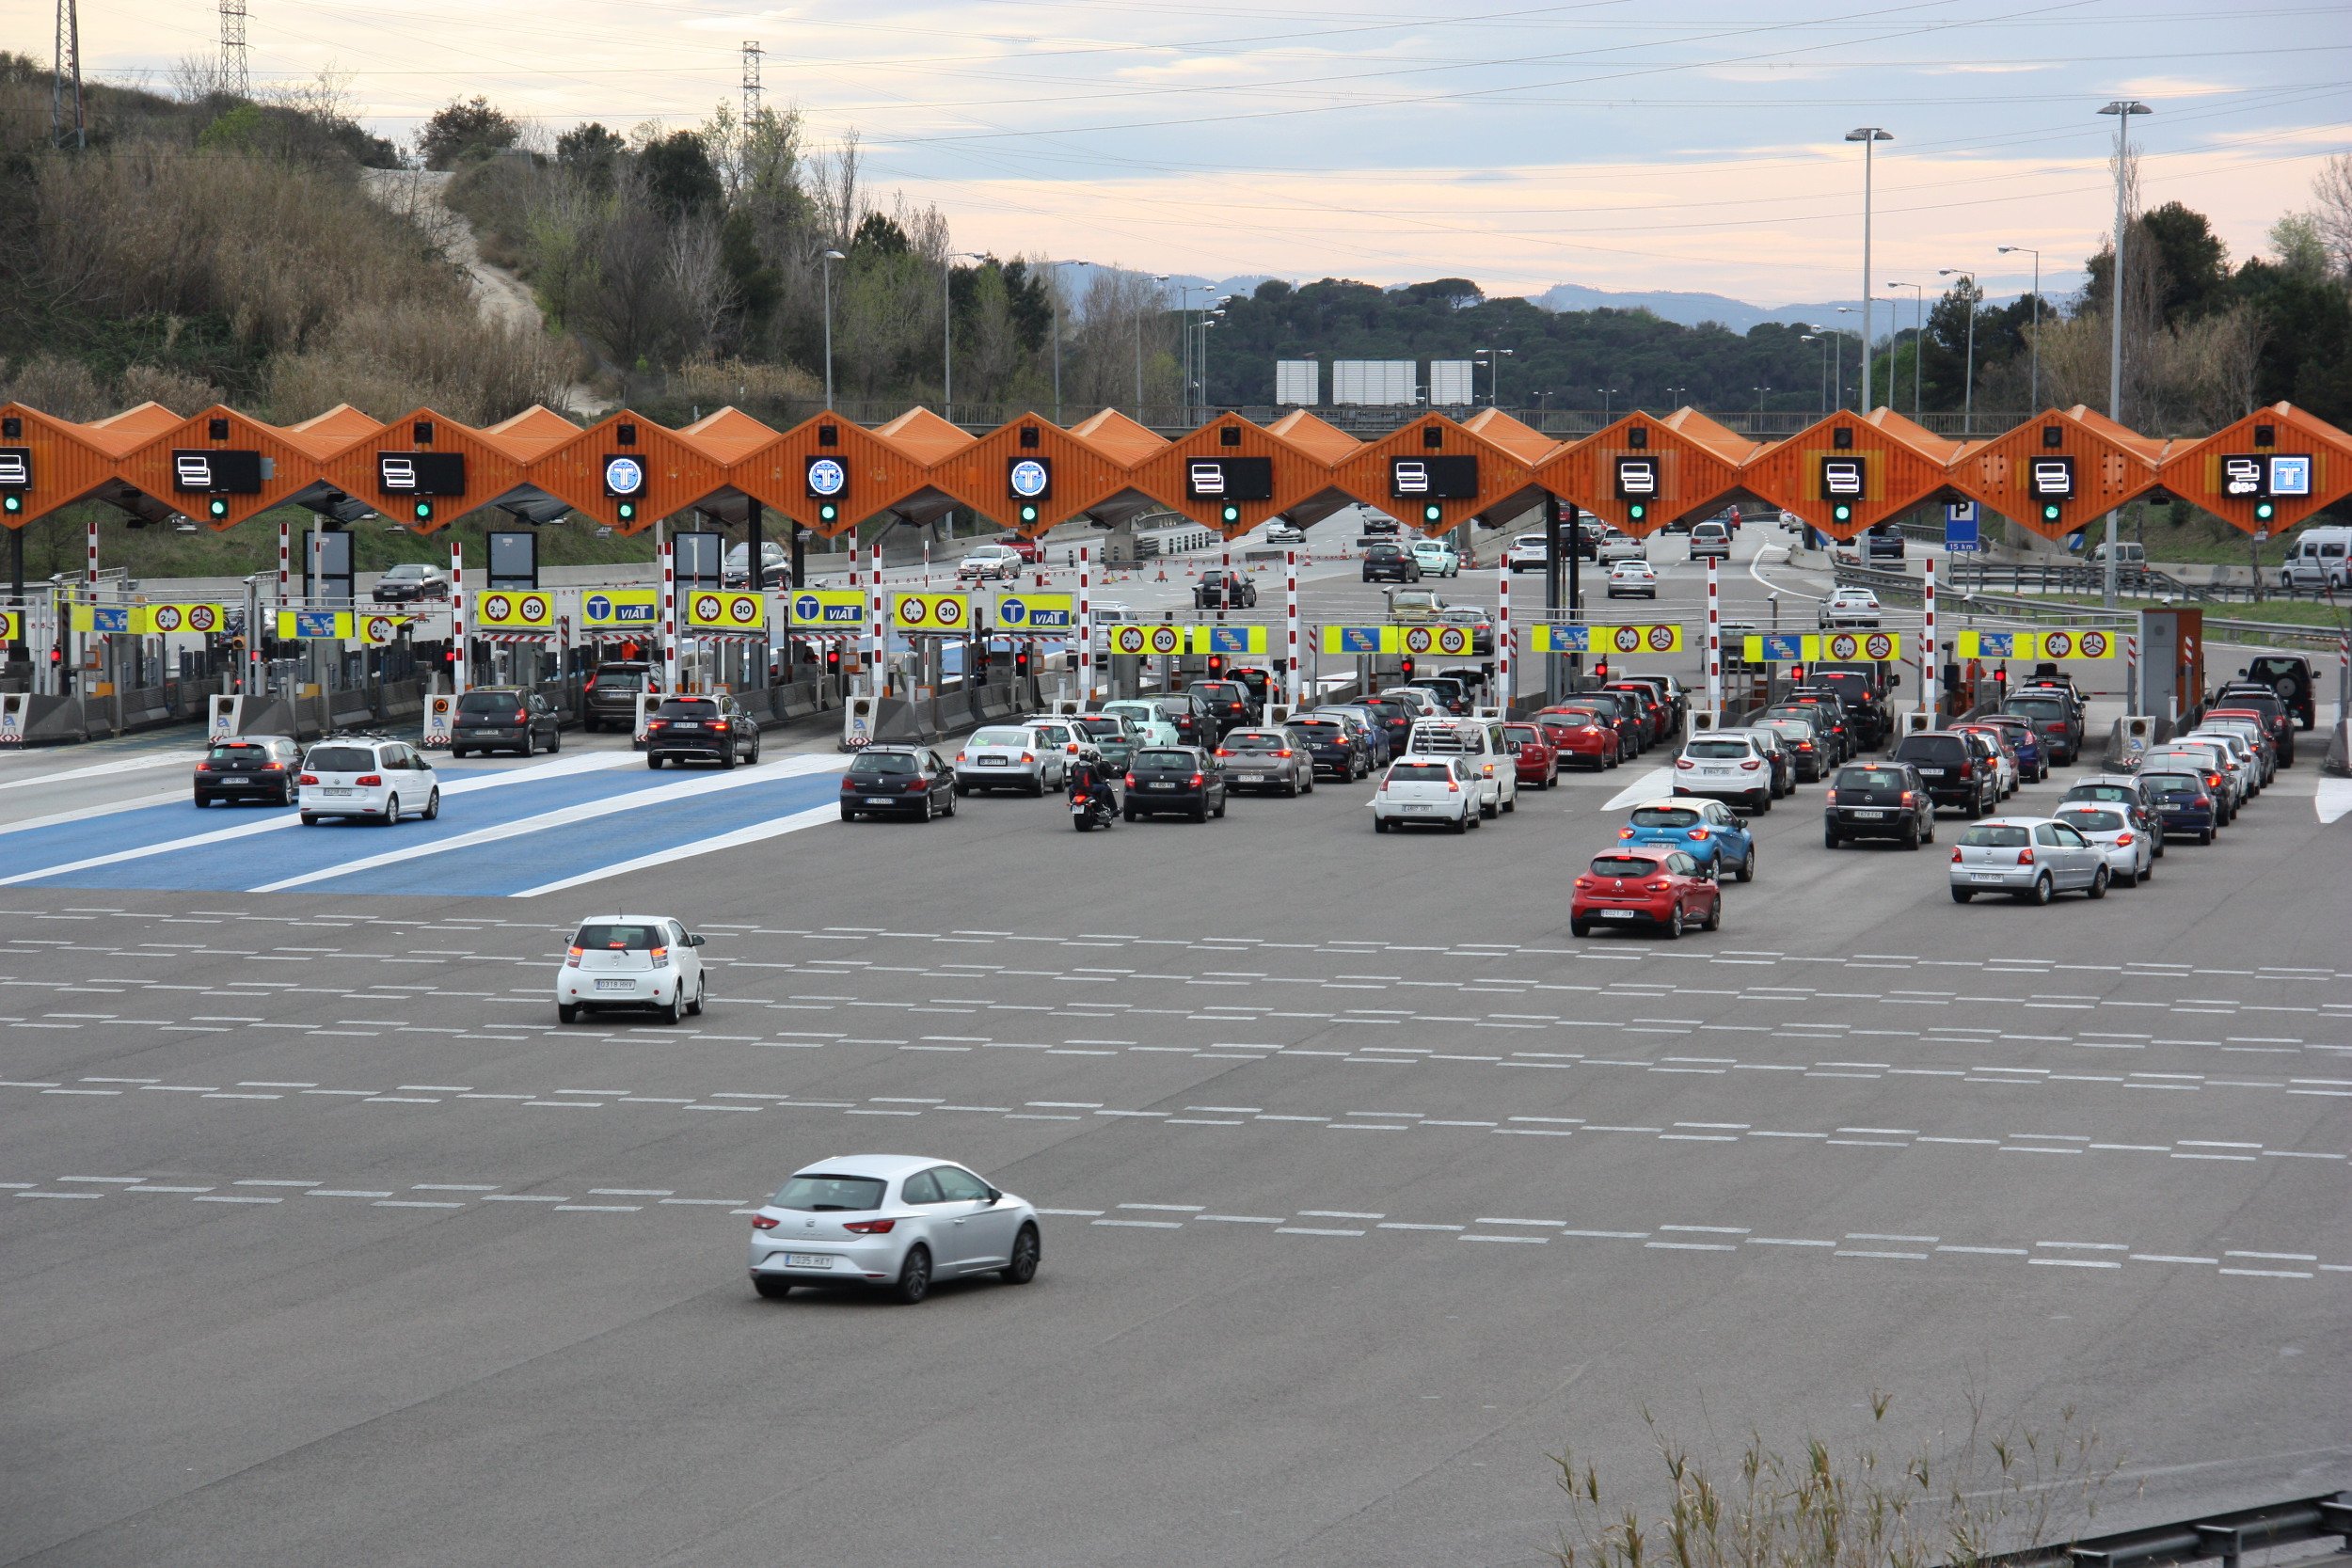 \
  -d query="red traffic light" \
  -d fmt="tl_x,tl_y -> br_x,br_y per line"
1206,654 -> 1226,677
1593,658 -> 1610,680
1399,657 -> 1416,681
824,645 -> 842,672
